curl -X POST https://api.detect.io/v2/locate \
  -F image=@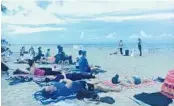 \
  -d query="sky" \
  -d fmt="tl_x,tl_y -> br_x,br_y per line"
1,0 -> 174,44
